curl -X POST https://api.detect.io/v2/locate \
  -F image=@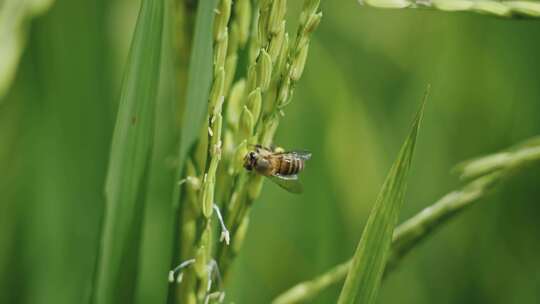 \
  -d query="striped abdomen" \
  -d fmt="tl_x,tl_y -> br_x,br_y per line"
276,155 -> 304,176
